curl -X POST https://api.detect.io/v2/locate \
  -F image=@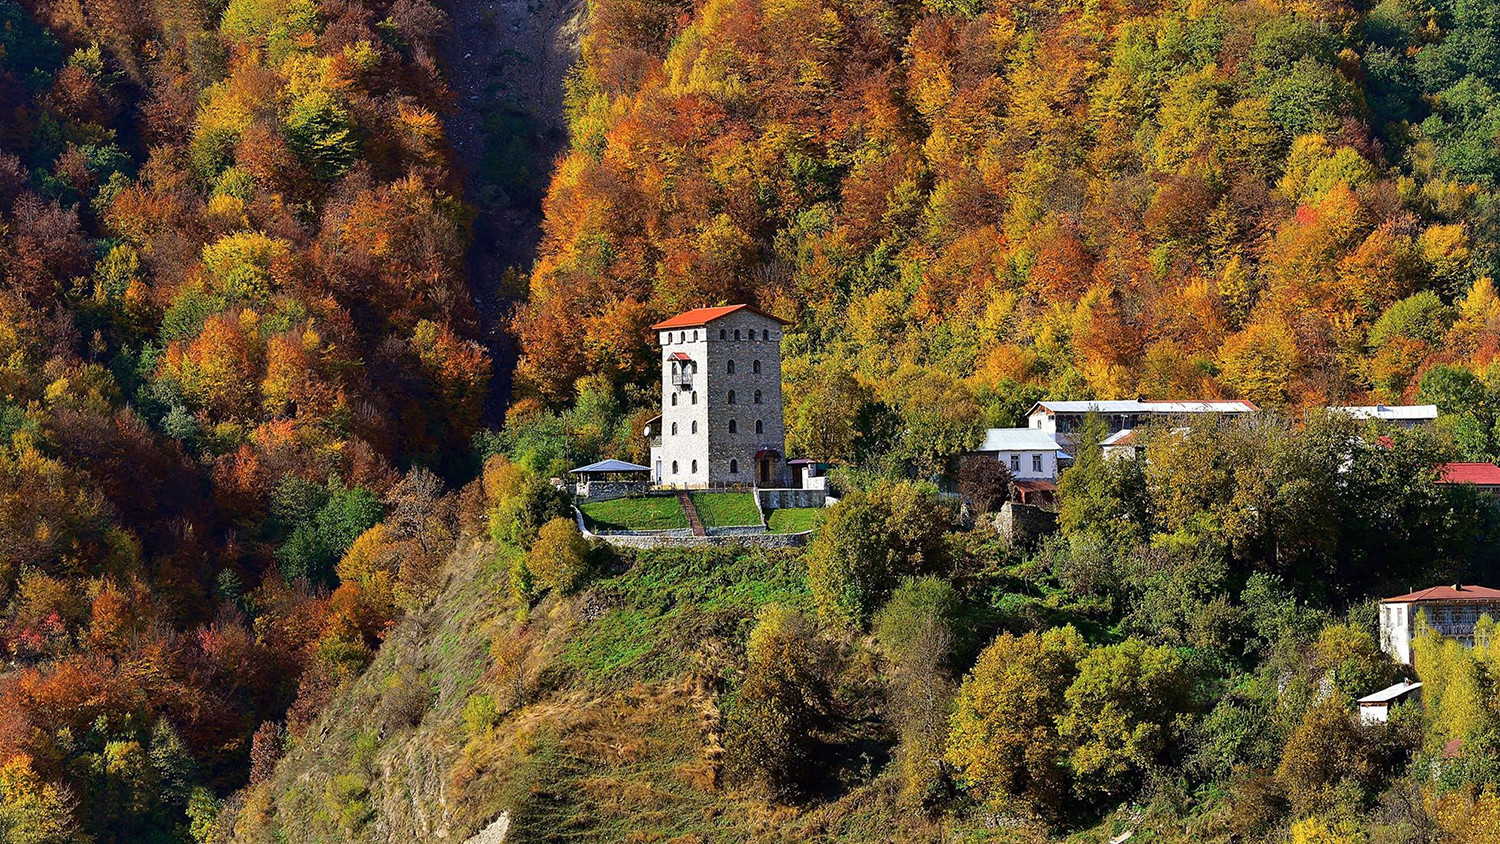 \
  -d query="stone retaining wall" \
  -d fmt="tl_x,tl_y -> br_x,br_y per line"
757,488 -> 828,510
